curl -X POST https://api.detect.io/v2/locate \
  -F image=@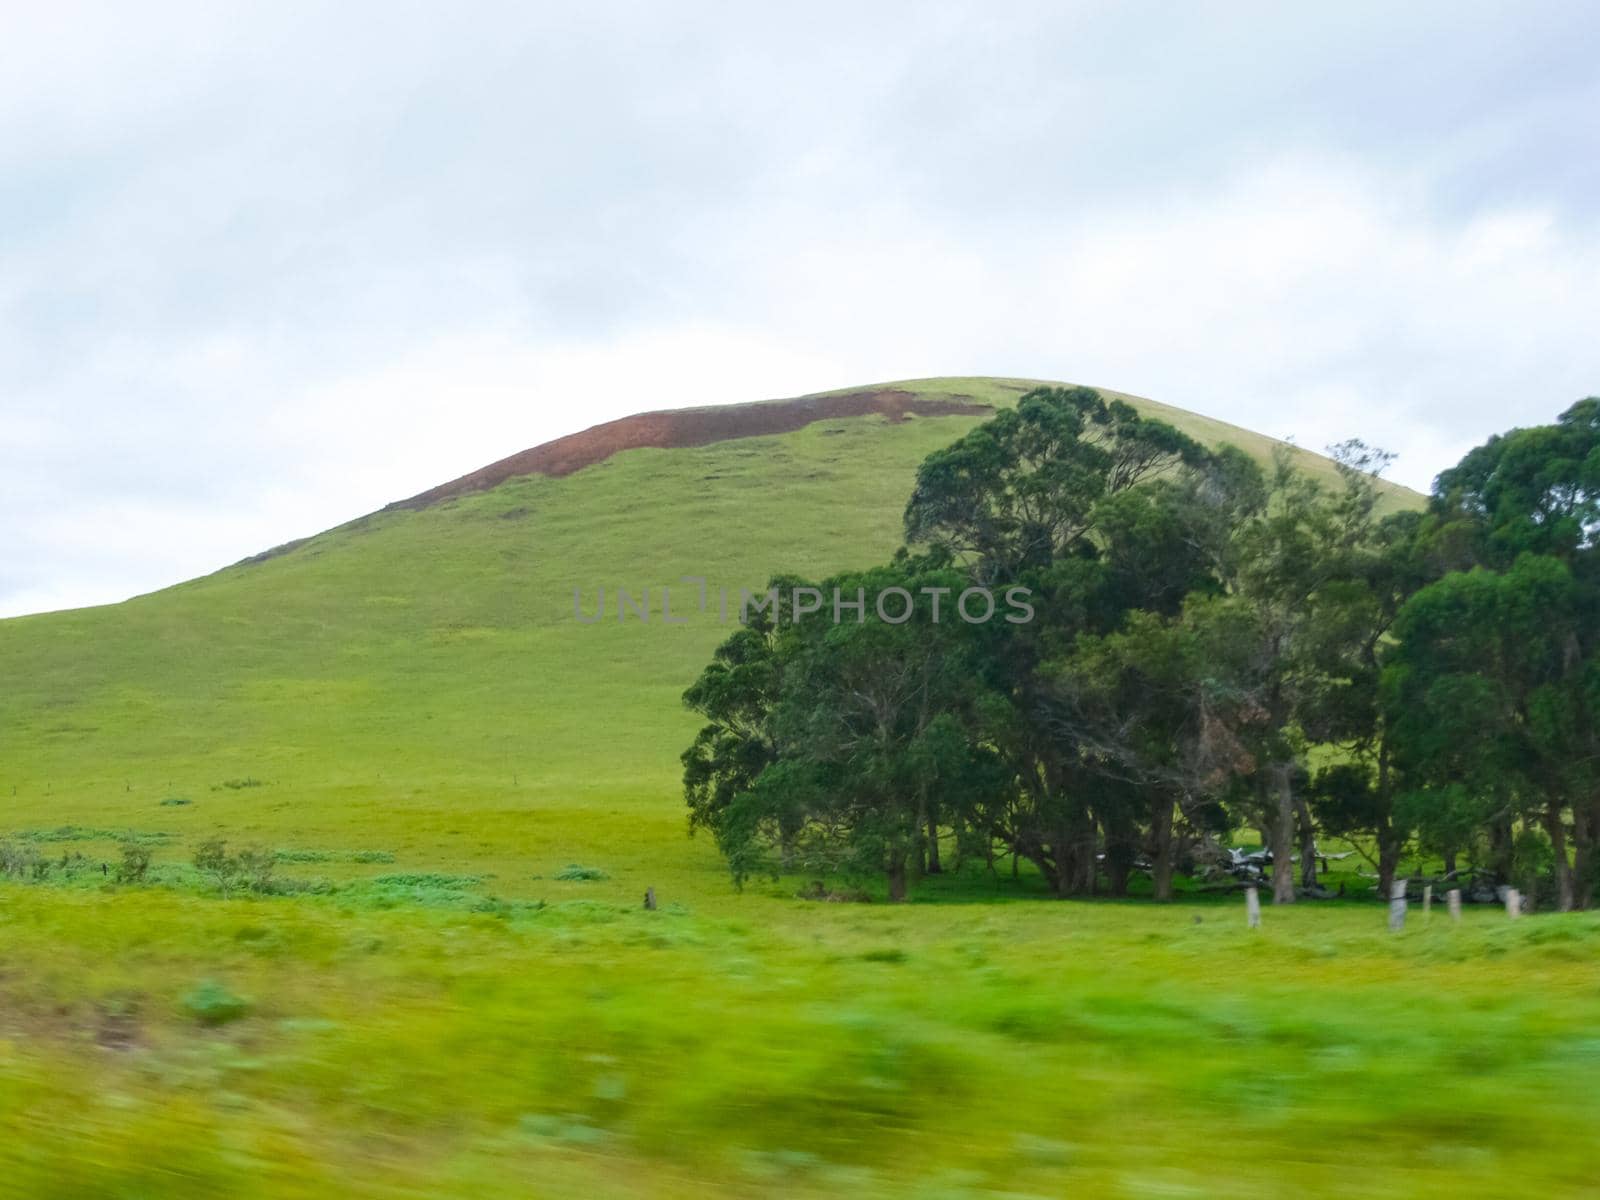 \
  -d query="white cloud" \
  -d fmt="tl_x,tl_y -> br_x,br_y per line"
2,2 -> 1598,616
